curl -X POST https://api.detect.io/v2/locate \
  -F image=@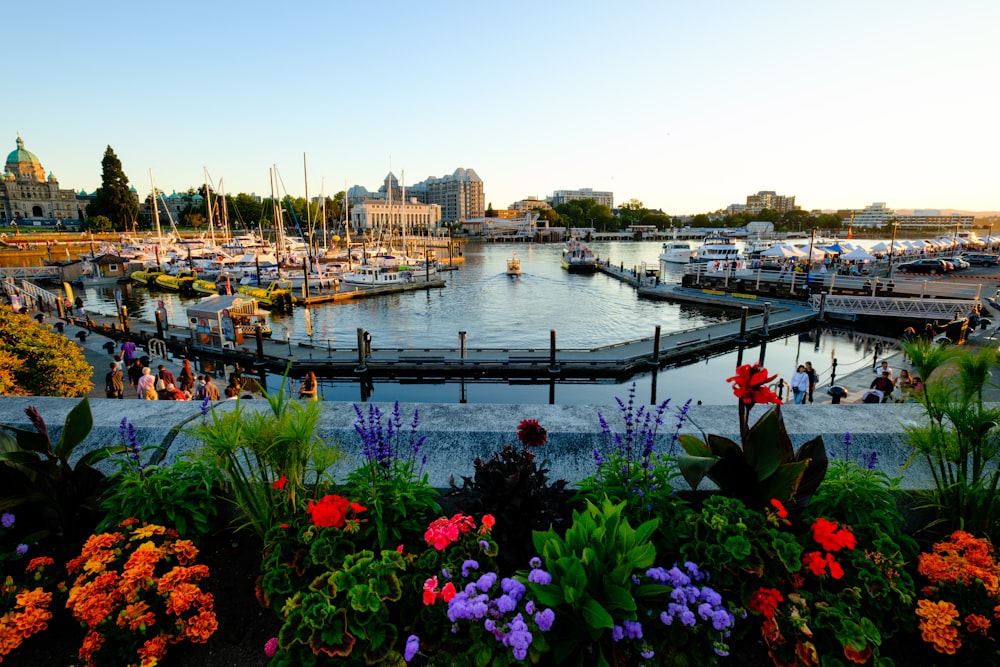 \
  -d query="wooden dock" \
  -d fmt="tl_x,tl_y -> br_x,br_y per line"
299,280 -> 446,305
